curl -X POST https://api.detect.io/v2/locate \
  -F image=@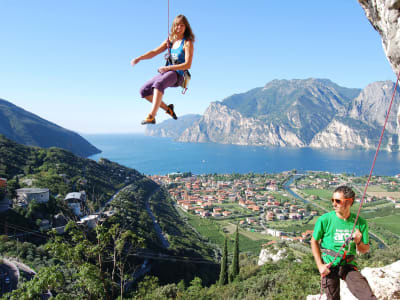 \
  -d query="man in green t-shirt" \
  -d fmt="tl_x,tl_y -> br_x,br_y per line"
311,185 -> 376,300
